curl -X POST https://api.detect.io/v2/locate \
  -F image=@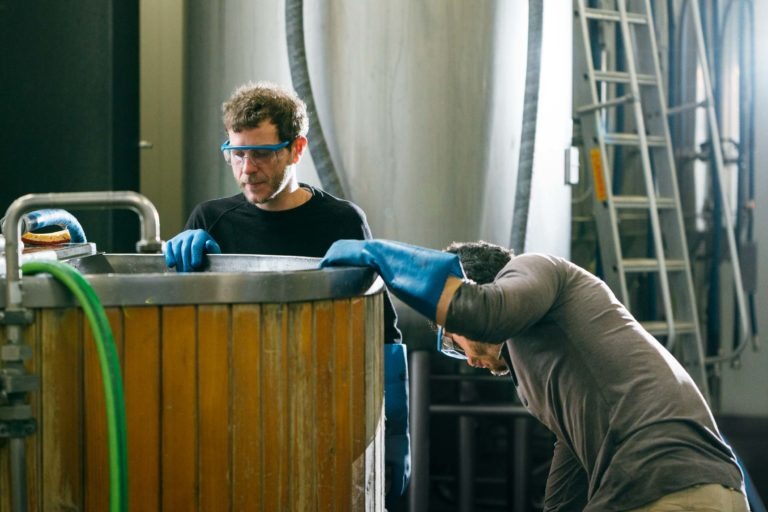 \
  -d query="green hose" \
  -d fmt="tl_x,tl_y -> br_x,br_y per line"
22,260 -> 128,512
